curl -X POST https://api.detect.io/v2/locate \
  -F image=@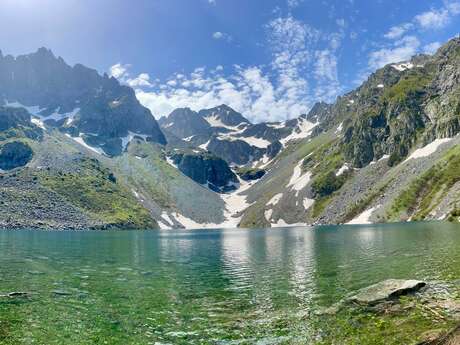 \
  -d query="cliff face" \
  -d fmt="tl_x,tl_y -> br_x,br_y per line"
2,38 -> 460,229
